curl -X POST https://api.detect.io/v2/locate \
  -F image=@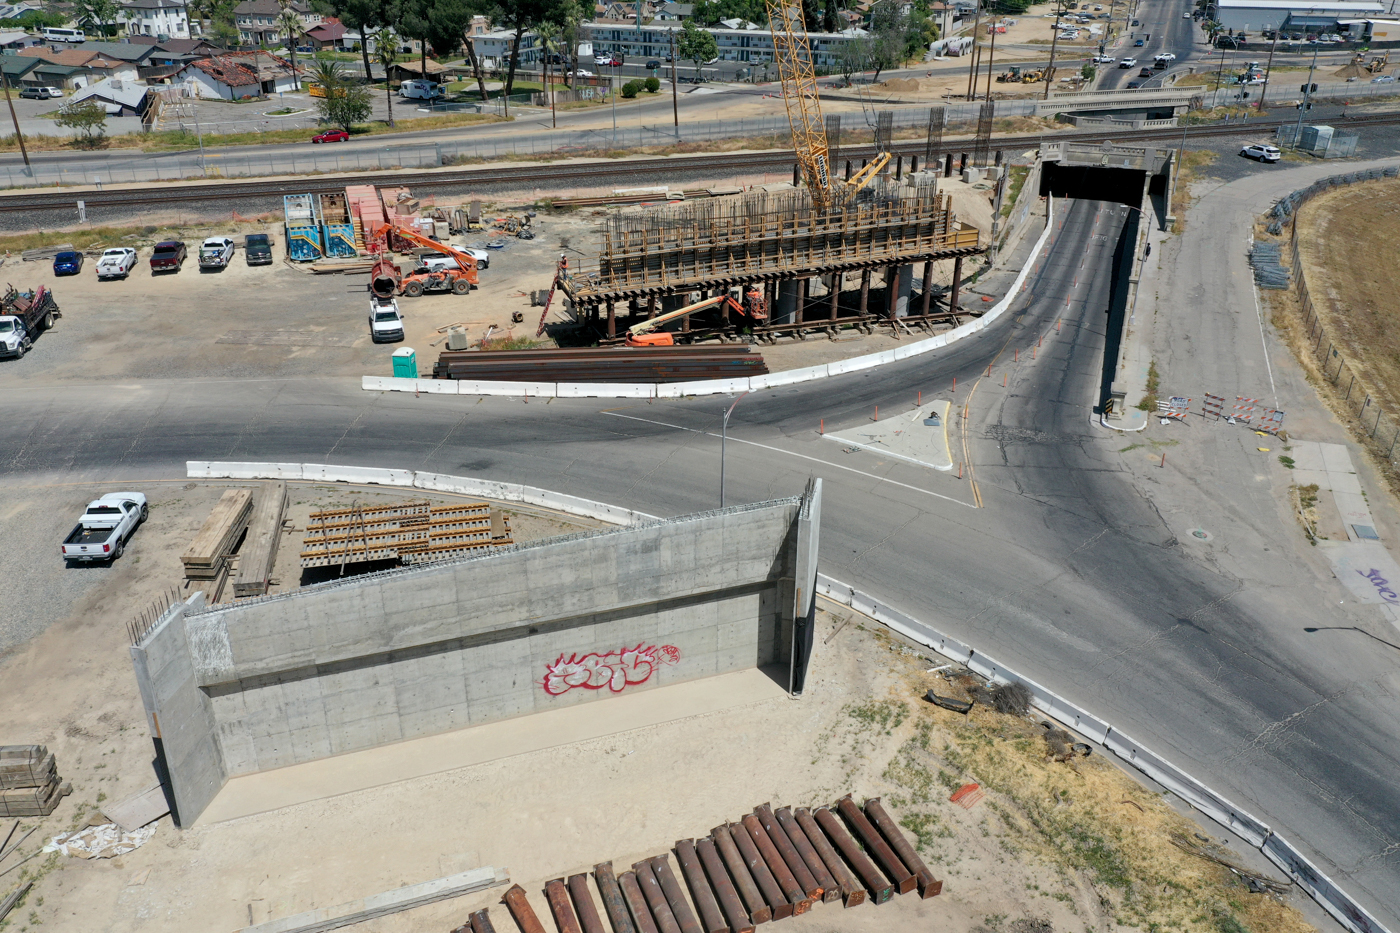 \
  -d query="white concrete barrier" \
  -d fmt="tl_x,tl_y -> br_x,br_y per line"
188,461 -> 306,481
556,382 -> 655,399
416,379 -> 458,395
1263,834 -> 1390,933
363,198 -> 1060,401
